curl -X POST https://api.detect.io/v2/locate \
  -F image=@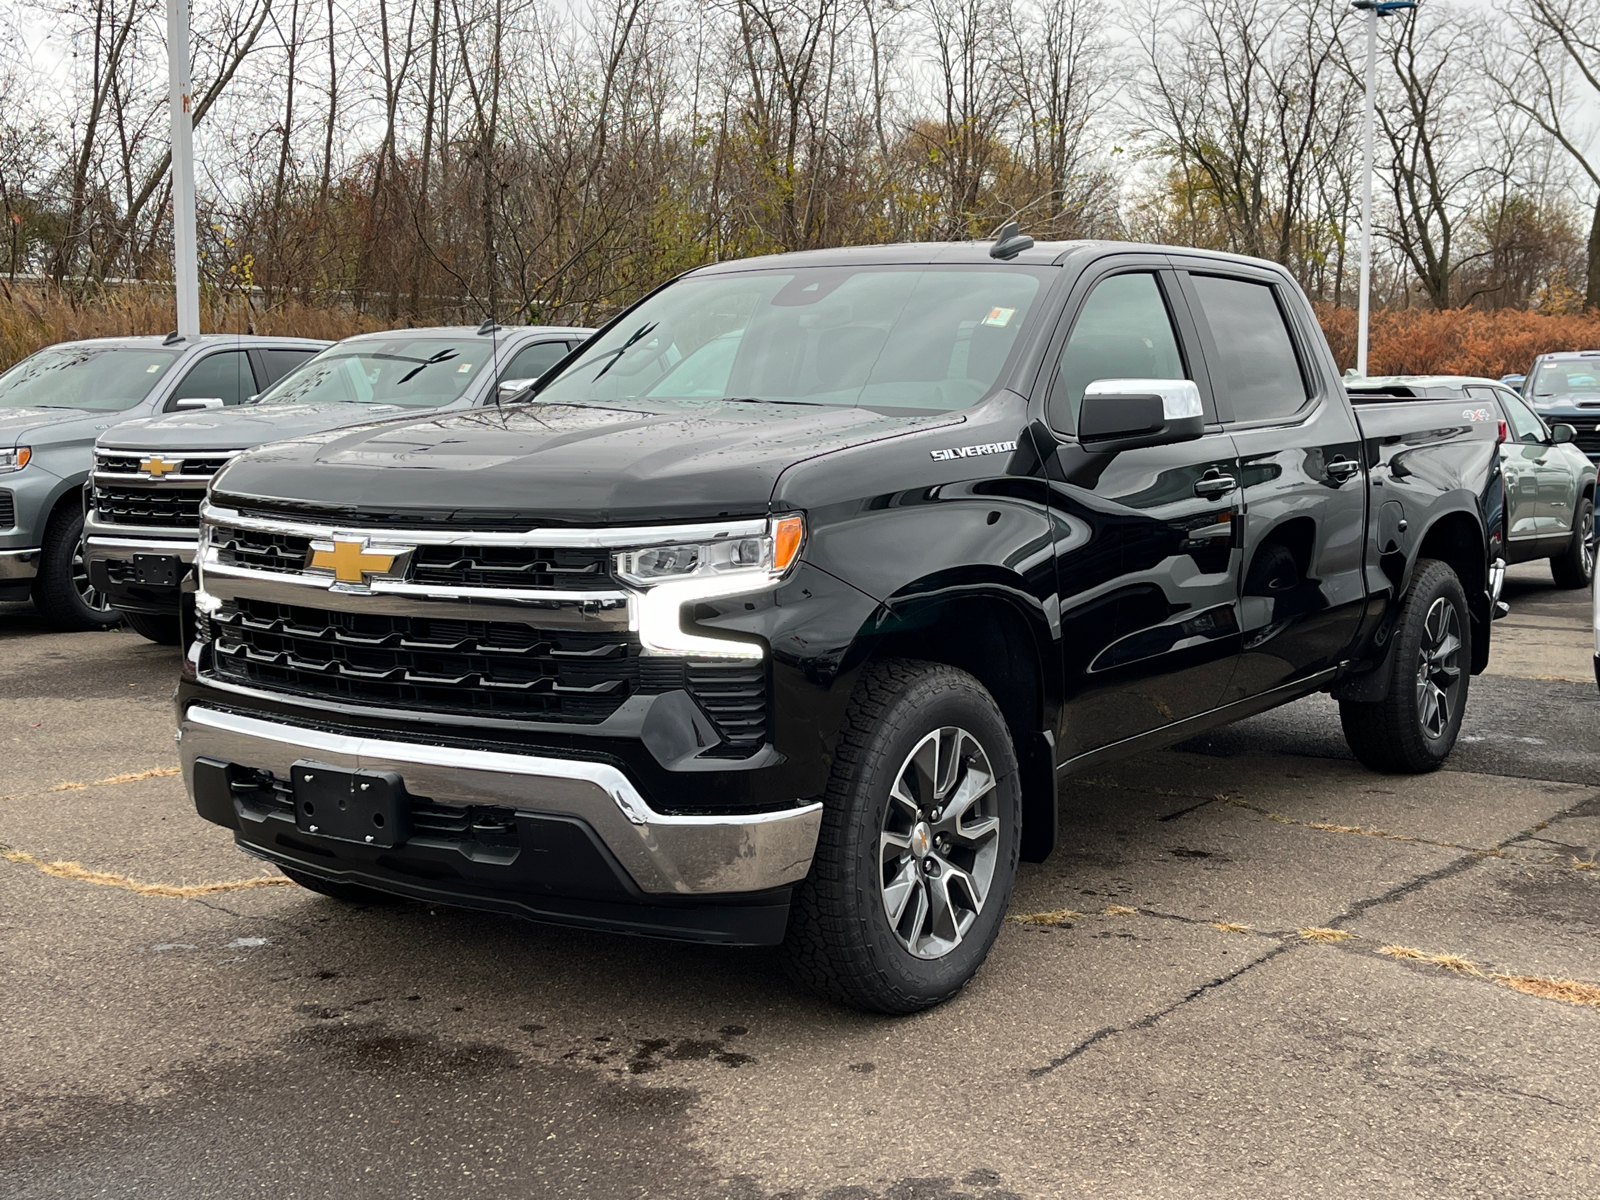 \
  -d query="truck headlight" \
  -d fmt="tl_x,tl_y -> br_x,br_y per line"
621,514 -> 804,658
0,446 -> 31,473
